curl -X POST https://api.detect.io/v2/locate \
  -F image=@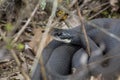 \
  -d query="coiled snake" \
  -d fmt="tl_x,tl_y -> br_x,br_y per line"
32,18 -> 120,80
